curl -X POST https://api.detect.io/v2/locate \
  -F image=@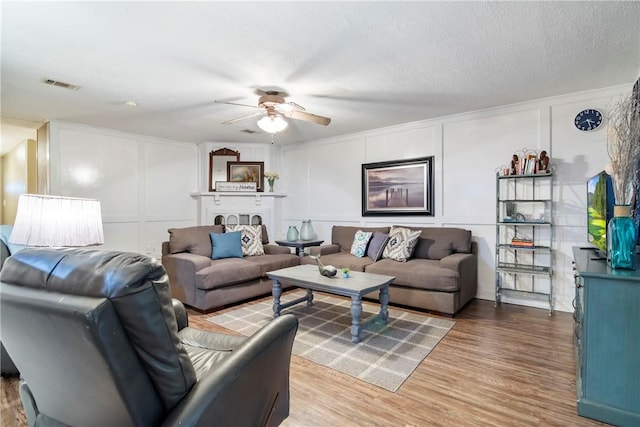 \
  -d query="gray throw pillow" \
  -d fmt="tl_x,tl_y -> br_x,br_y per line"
367,232 -> 389,261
